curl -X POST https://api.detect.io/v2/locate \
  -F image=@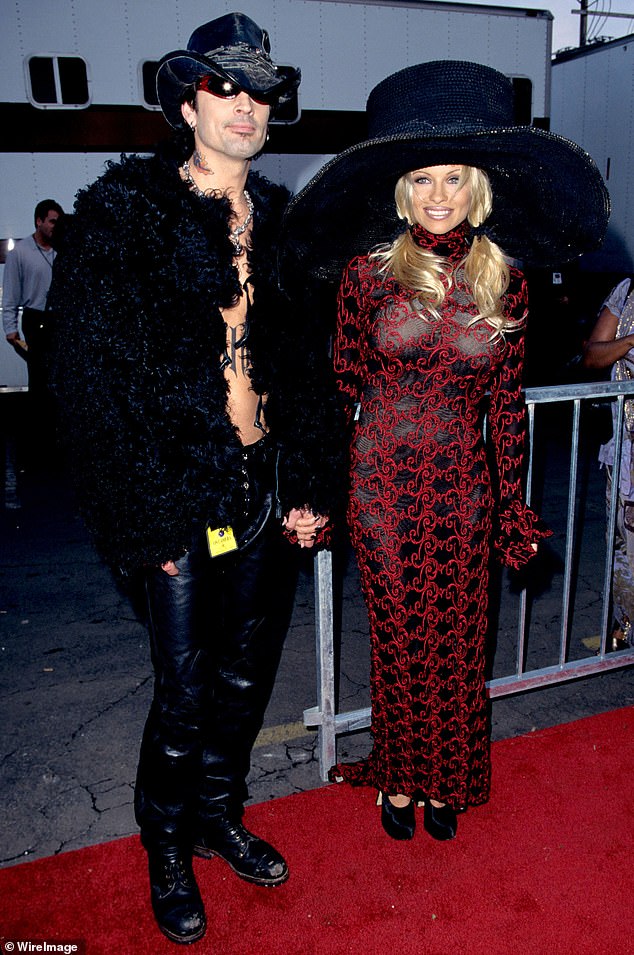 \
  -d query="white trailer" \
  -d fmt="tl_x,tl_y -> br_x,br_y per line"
551,34 -> 634,276
0,0 -> 553,386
